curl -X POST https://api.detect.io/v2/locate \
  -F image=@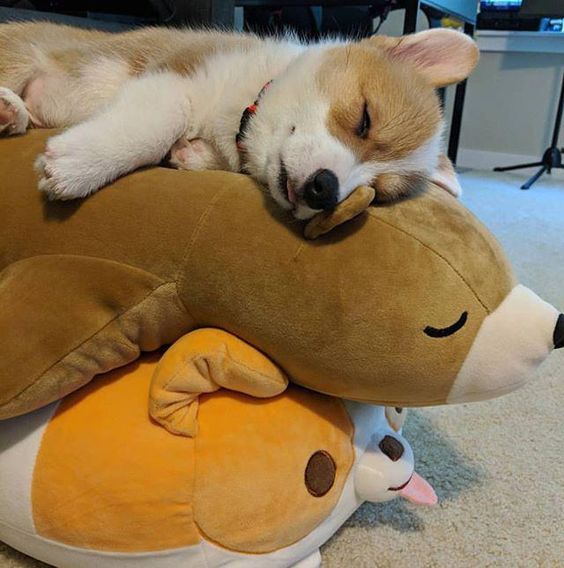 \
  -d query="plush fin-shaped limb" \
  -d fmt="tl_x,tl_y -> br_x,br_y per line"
149,328 -> 289,437
0,255 -> 191,419
304,185 -> 376,240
